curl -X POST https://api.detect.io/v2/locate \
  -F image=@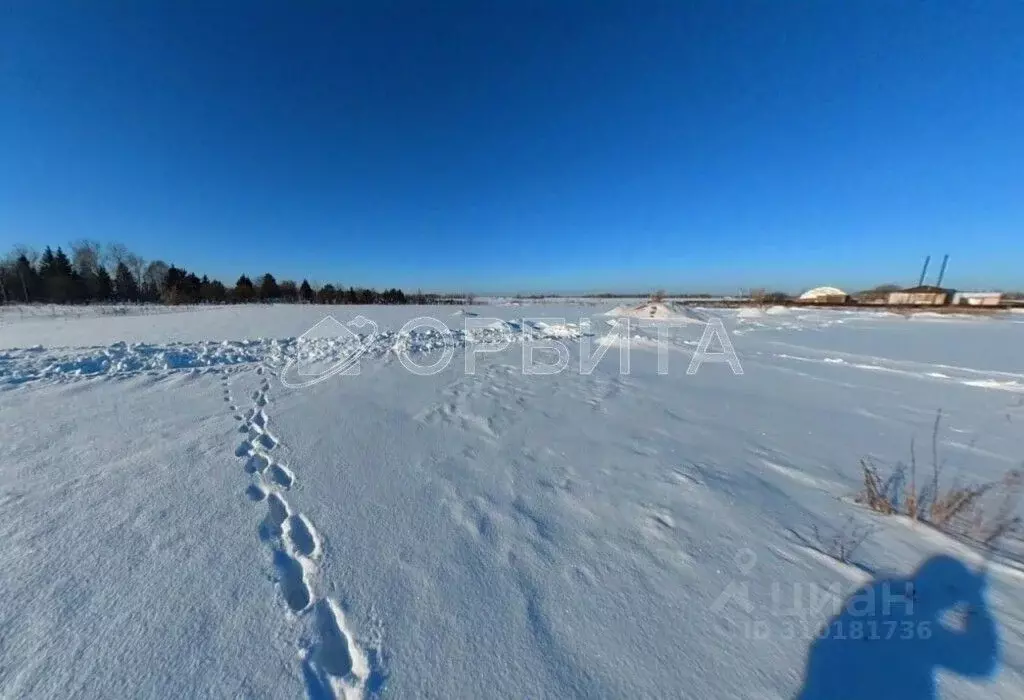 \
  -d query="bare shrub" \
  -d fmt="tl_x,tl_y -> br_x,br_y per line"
856,410 -> 1022,550
964,469 -> 1023,548
813,517 -> 877,564
930,481 -> 993,528
791,516 -> 877,565
857,458 -> 899,515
